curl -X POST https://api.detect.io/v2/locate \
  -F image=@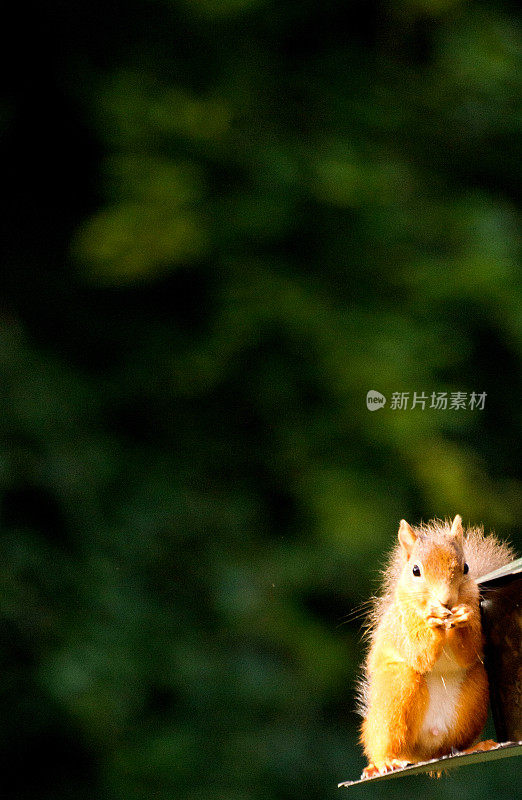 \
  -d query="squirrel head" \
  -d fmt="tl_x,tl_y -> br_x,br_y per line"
396,515 -> 476,613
